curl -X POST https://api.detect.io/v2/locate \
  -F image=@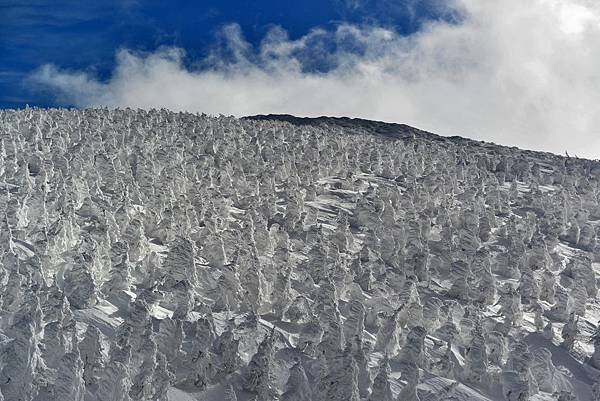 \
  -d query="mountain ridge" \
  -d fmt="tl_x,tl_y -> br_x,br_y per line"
245,113 -> 600,163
